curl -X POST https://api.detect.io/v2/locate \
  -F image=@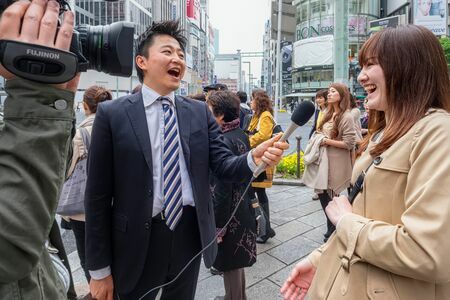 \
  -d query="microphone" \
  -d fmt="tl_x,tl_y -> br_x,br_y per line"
252,100 -> 315,178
